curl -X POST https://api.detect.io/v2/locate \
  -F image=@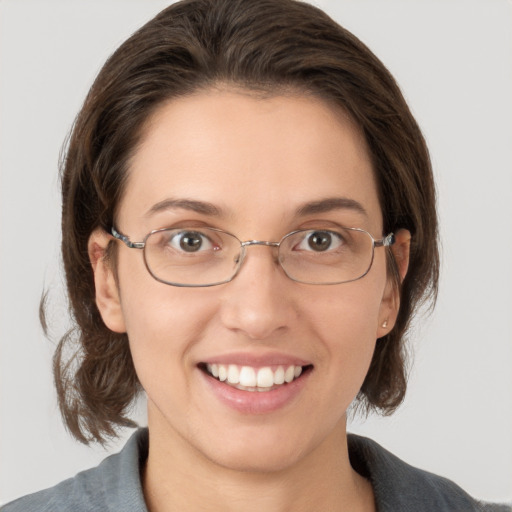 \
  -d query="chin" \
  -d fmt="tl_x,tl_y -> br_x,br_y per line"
208,445 -> 307,474
195,424 -> 328,475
